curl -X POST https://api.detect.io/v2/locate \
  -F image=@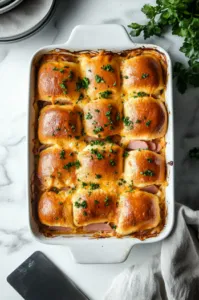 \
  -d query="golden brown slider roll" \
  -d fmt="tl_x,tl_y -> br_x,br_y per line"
72,189 -> 116,226
80,52 -> 120,100
37,54 -> 81,103
121,53 -> 165,96
38,191 -> 74,228
124,150 -> 165,187
123,97 -> 167,140
116,191 -> 160,235
38,105 -> 82,144
37,145 -> 79,190
77,143 -> 123,182
83,100 -> 122,138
